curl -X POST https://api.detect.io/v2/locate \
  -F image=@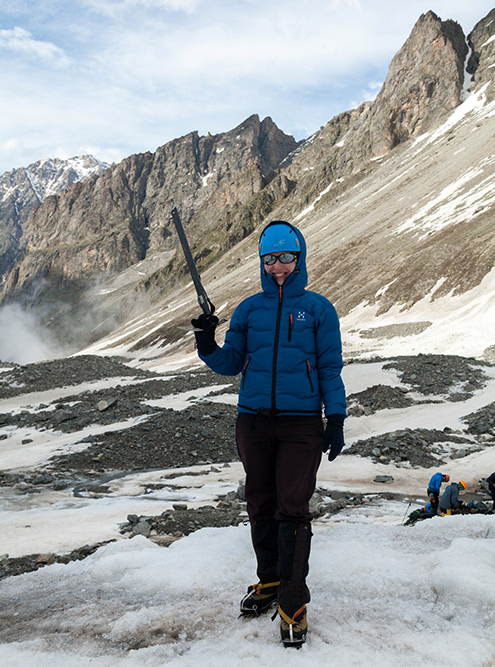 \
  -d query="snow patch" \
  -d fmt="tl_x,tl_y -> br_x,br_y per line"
294,182 -> 333,221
